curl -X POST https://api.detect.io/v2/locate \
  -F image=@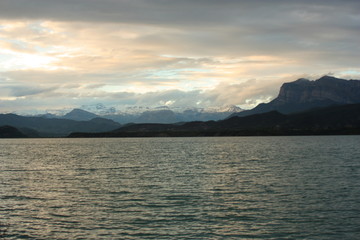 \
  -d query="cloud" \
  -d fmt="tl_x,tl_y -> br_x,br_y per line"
0,73 -> 301,113
1,0 -> 360,113
1,85 -> 56,97
2,1 -> 359,25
